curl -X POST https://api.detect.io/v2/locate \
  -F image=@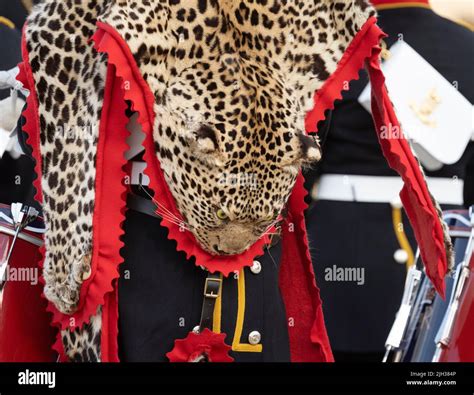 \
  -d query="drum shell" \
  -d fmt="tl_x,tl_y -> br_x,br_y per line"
407,219 -> 470,362
393,210 -> 473,362
438,253 -> 474,362
0,217 -> 56,362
